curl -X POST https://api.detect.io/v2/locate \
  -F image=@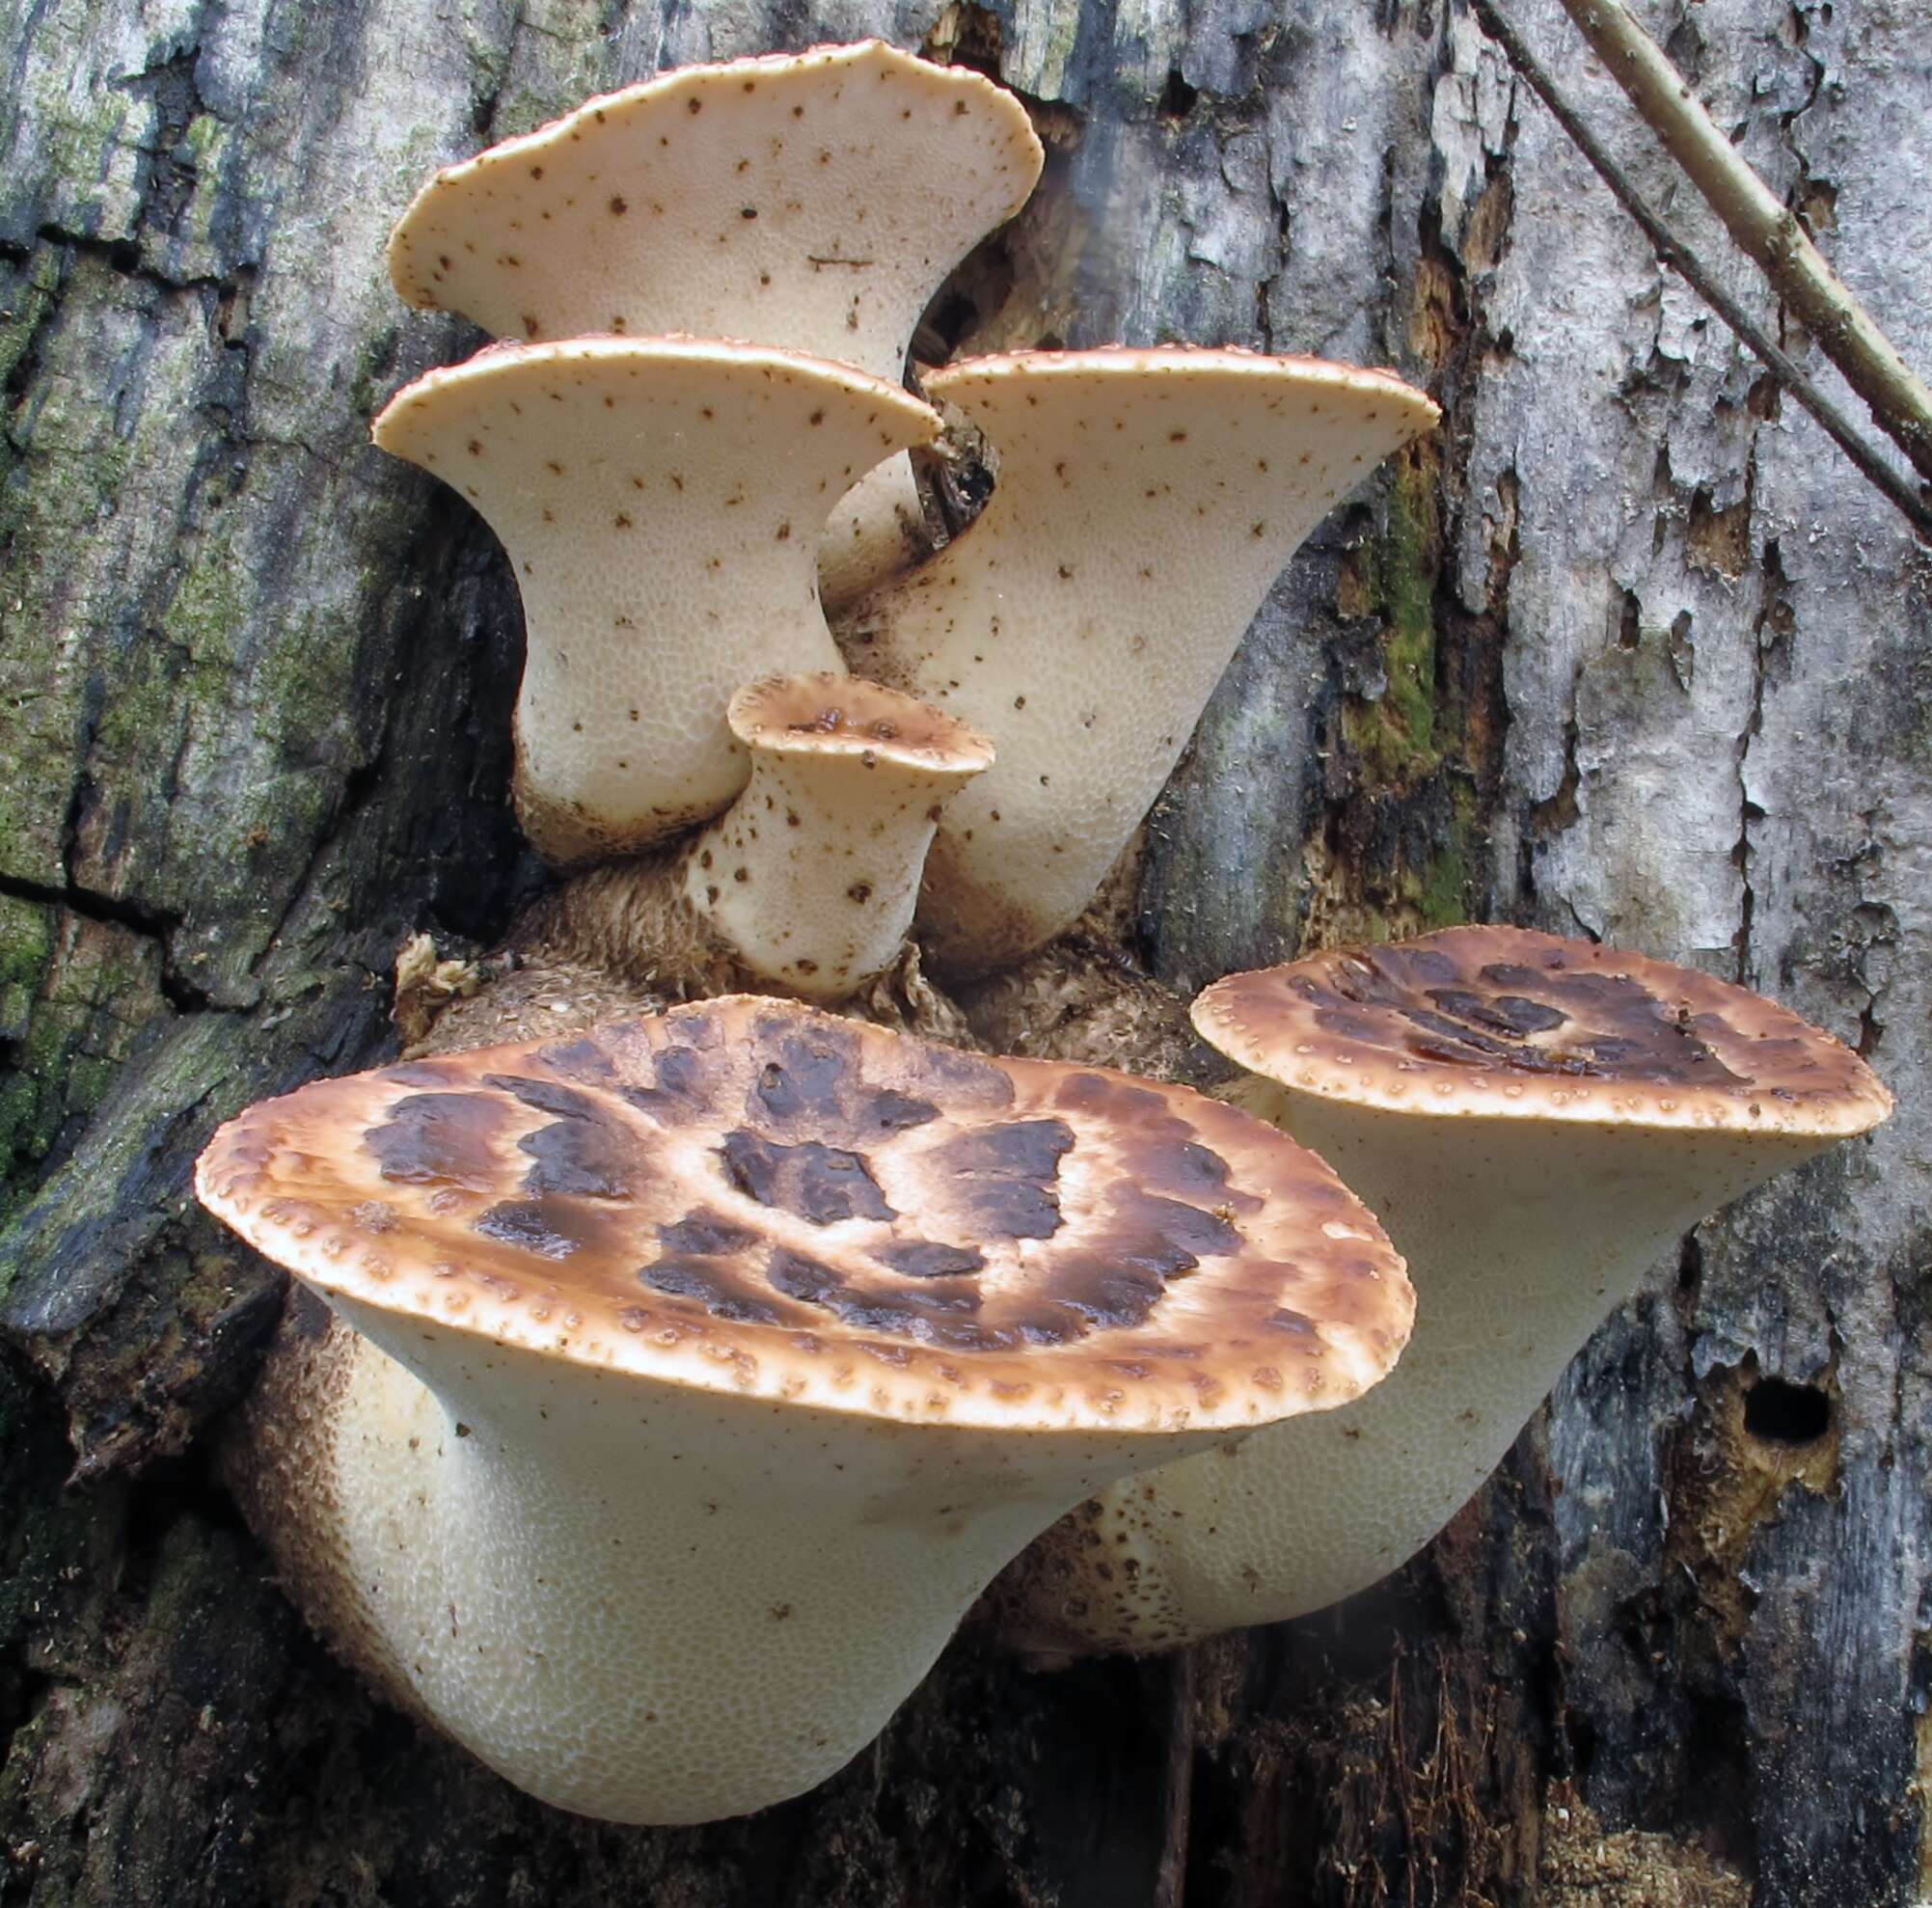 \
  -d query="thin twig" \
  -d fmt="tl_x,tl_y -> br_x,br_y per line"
1557,0 -> 1932,487
1470,0 -> 1932,543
